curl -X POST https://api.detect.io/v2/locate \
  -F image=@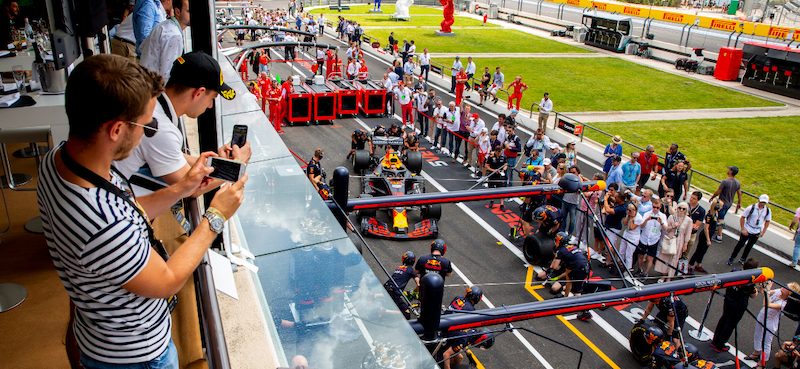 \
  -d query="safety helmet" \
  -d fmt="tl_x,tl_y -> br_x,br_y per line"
431,239 -> 447,255
554,231 -> 570,248
683,343 -> 699,362
644,325 -> 665,345
465,286 -> 483,305
390,123 -> 399,130
402,251 -> 416,266
532,206 -> 549,222
474,328 -> 495,350
374,125 -> 385,136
